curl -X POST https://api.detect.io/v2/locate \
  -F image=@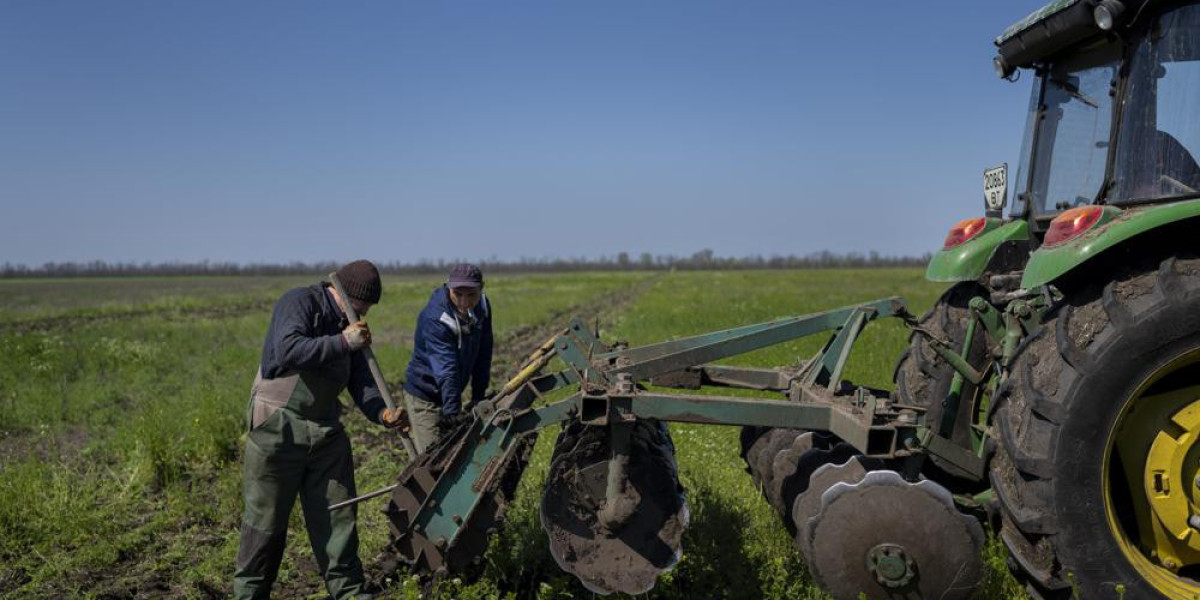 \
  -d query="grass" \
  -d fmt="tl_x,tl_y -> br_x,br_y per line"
0,270 -> 1028,599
